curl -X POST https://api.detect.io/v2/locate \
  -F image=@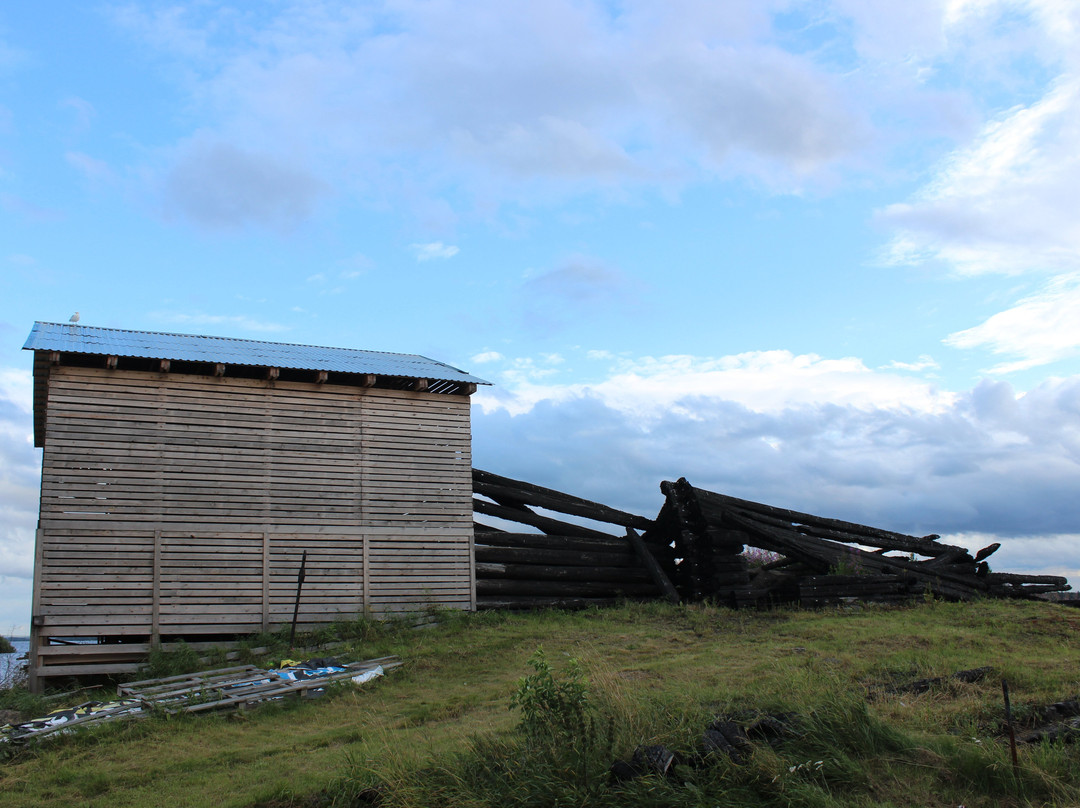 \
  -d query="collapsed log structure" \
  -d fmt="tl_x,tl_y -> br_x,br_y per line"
472,469 -> 678,609
472,470 -> 1070,608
